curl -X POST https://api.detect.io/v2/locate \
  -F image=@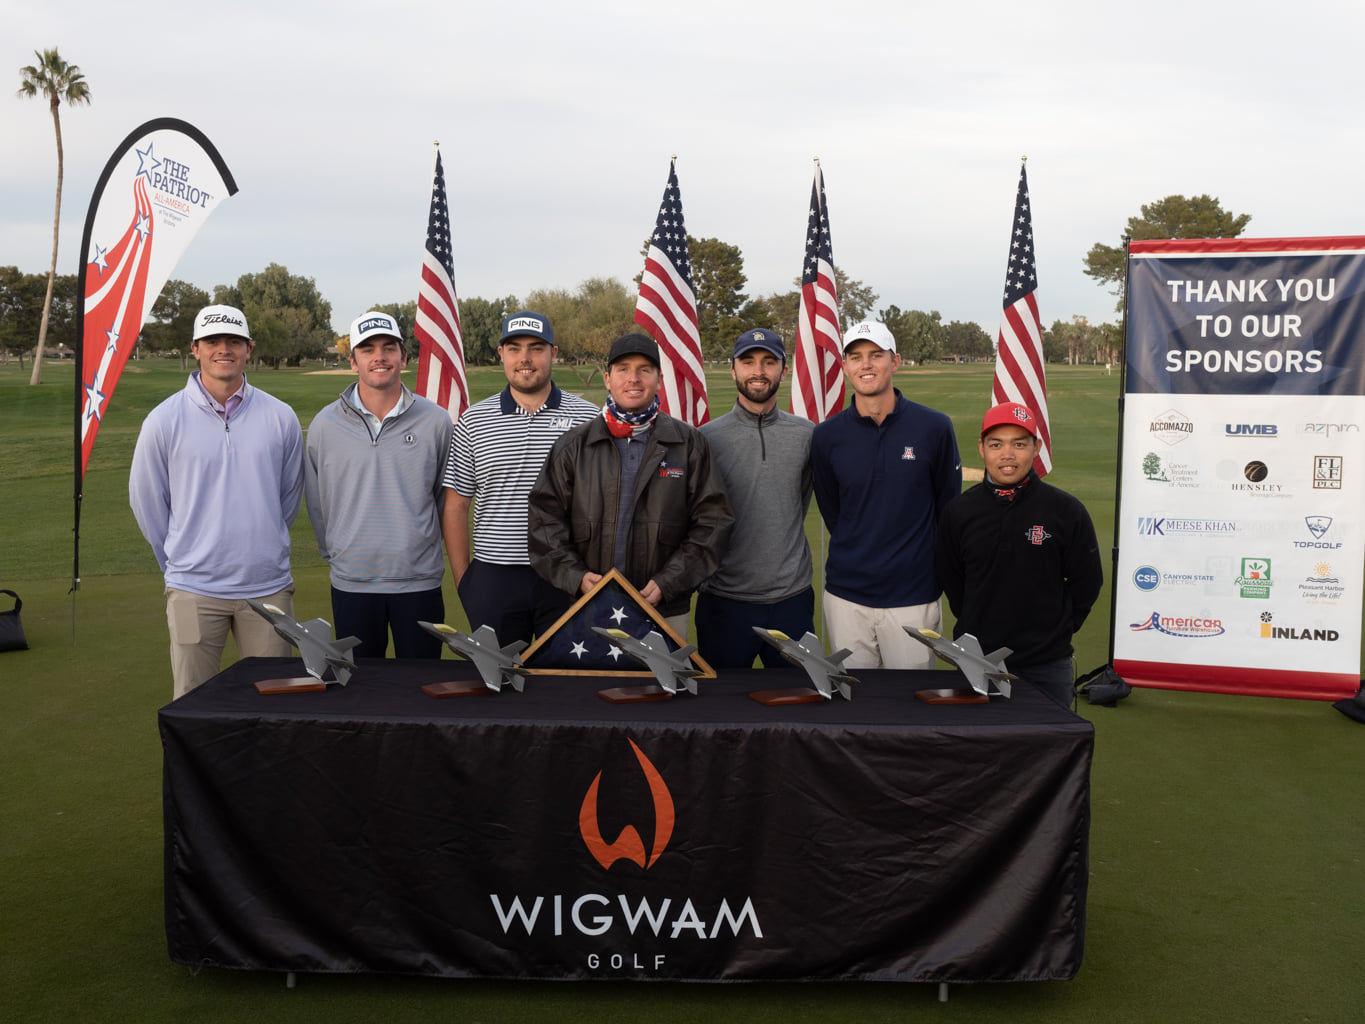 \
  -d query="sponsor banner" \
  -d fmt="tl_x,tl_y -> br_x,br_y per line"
1115,238 -> 1365,699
